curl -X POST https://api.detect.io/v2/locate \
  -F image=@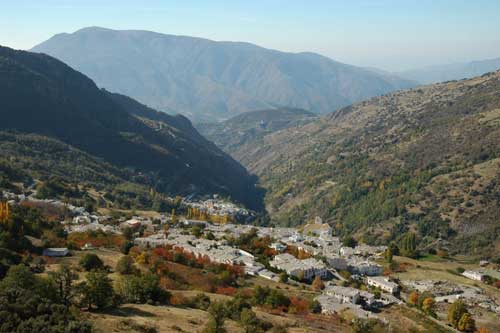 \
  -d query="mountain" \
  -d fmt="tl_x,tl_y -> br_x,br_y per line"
233,72 -> 500,255
0,45 -> 263,210
196,107 -> 317,161
31,27 -> 416,122
398,57 -> 500,84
